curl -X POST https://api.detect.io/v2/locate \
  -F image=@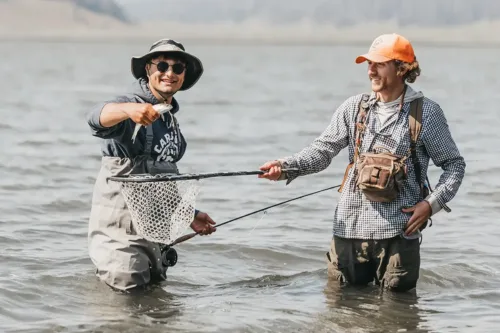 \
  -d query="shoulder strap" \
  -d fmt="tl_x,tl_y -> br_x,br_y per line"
144,124 -> 154,156
132,95 -> 155,156
409,97 -> 423,145
409,97 -> 424,197
356,93 -> 371,123
353,94 -> 370,163
338,93 -> 370,193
